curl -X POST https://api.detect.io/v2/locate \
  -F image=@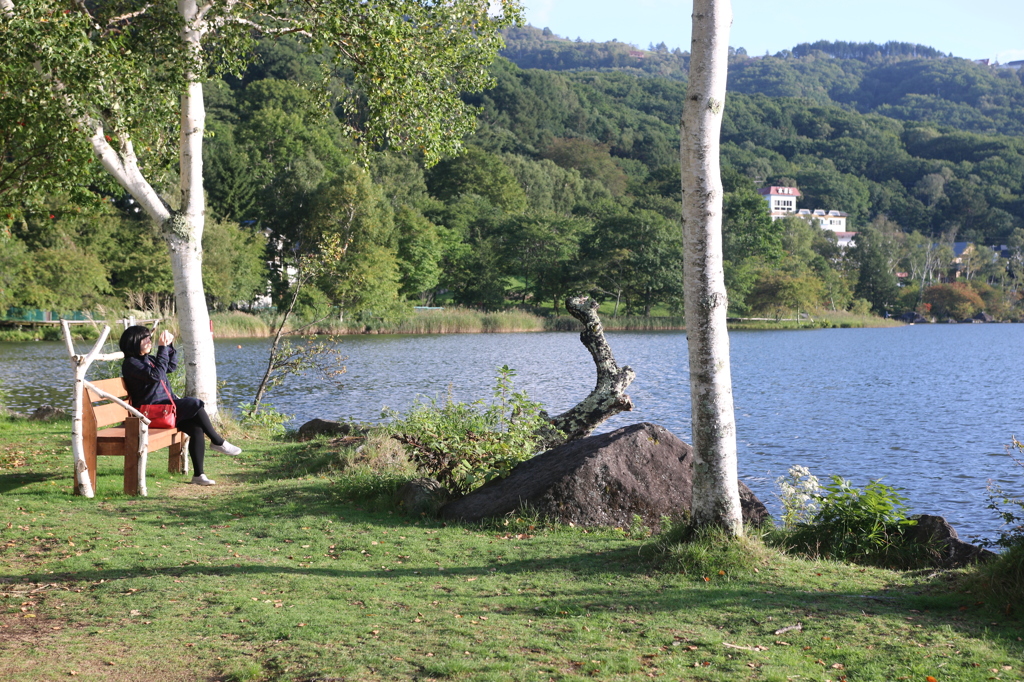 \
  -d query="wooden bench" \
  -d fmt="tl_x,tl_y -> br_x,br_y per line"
81,378 -> 189,496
